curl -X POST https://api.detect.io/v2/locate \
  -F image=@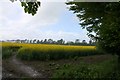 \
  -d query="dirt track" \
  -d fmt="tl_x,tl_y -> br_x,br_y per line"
3,53 -> 44,78
11,54 -> 43,78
